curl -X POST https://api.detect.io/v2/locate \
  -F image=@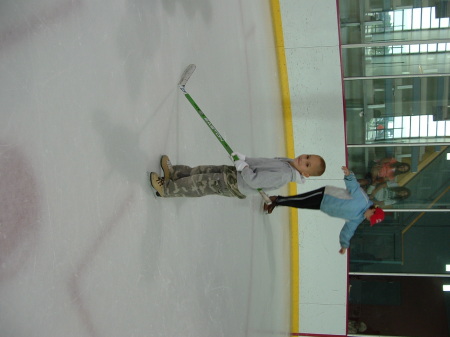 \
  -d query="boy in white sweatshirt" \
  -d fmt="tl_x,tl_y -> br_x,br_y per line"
150,153 -> 326,198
